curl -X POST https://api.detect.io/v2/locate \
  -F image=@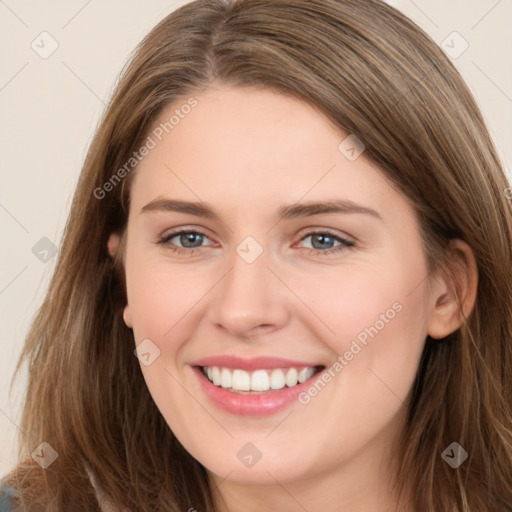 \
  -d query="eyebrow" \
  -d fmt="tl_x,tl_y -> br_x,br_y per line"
139,198 -> 382,221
